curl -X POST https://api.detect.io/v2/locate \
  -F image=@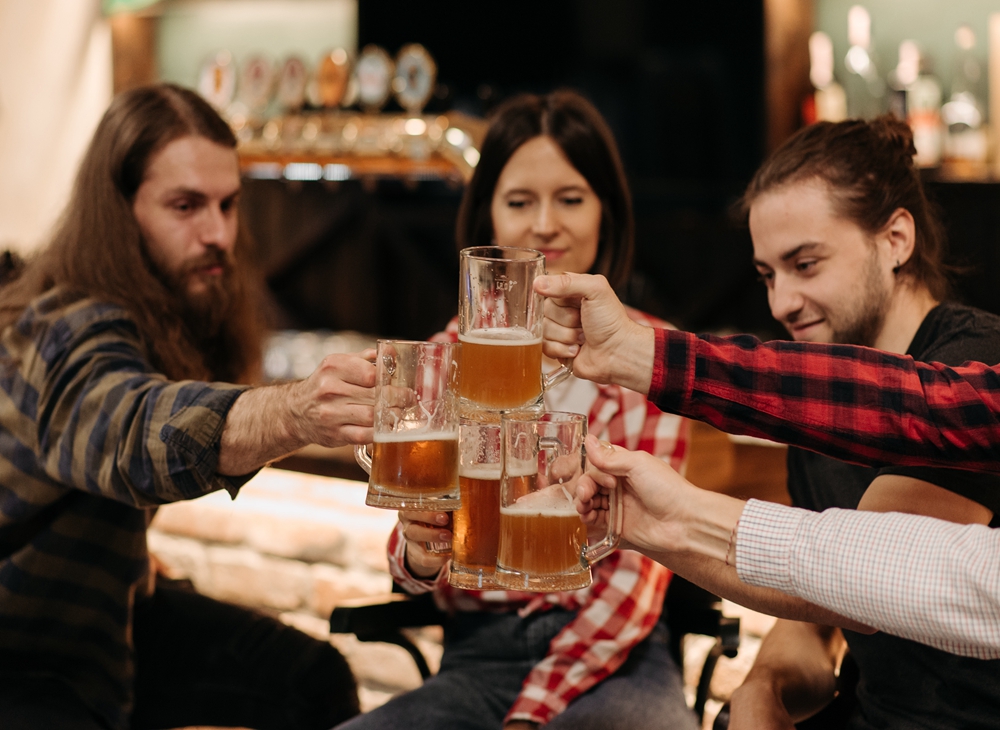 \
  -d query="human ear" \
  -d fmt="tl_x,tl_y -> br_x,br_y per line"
882,207 -> 916,272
